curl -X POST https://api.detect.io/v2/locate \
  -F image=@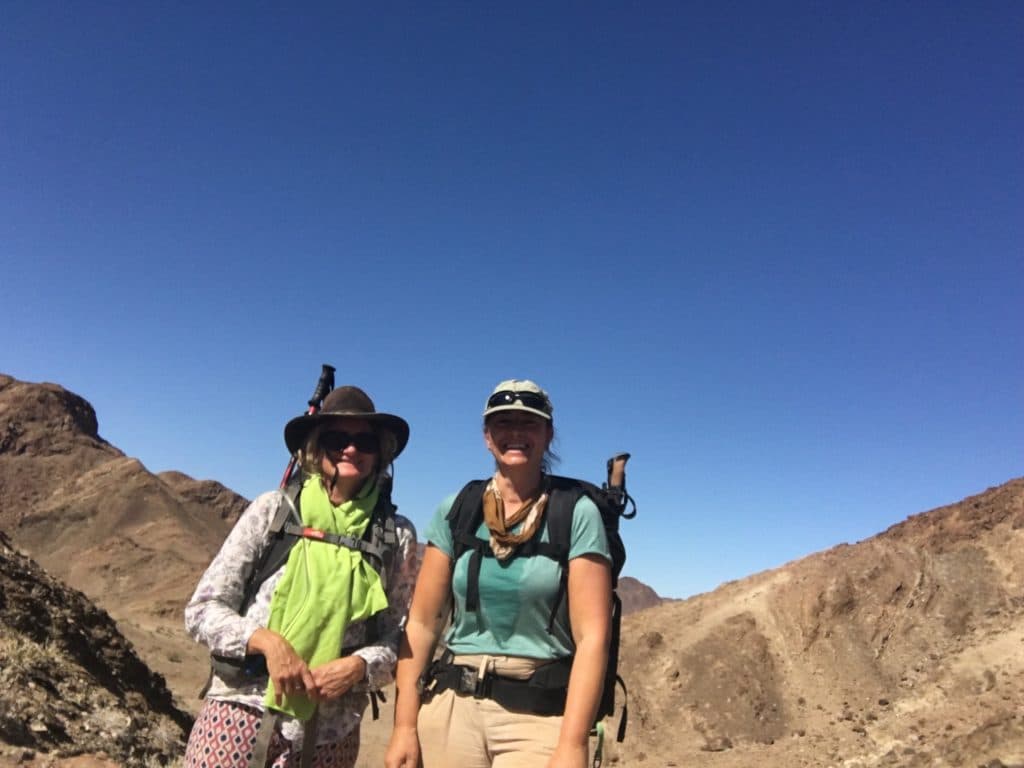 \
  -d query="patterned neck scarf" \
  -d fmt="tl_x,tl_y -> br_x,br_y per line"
481,474 -> 549,561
